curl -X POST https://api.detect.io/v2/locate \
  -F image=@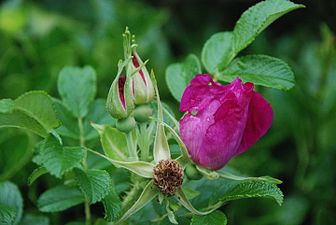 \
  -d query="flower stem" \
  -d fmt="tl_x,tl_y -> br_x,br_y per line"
126,130 -> 138,161
78,117 -> 91,225
139,123 -> 150,161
